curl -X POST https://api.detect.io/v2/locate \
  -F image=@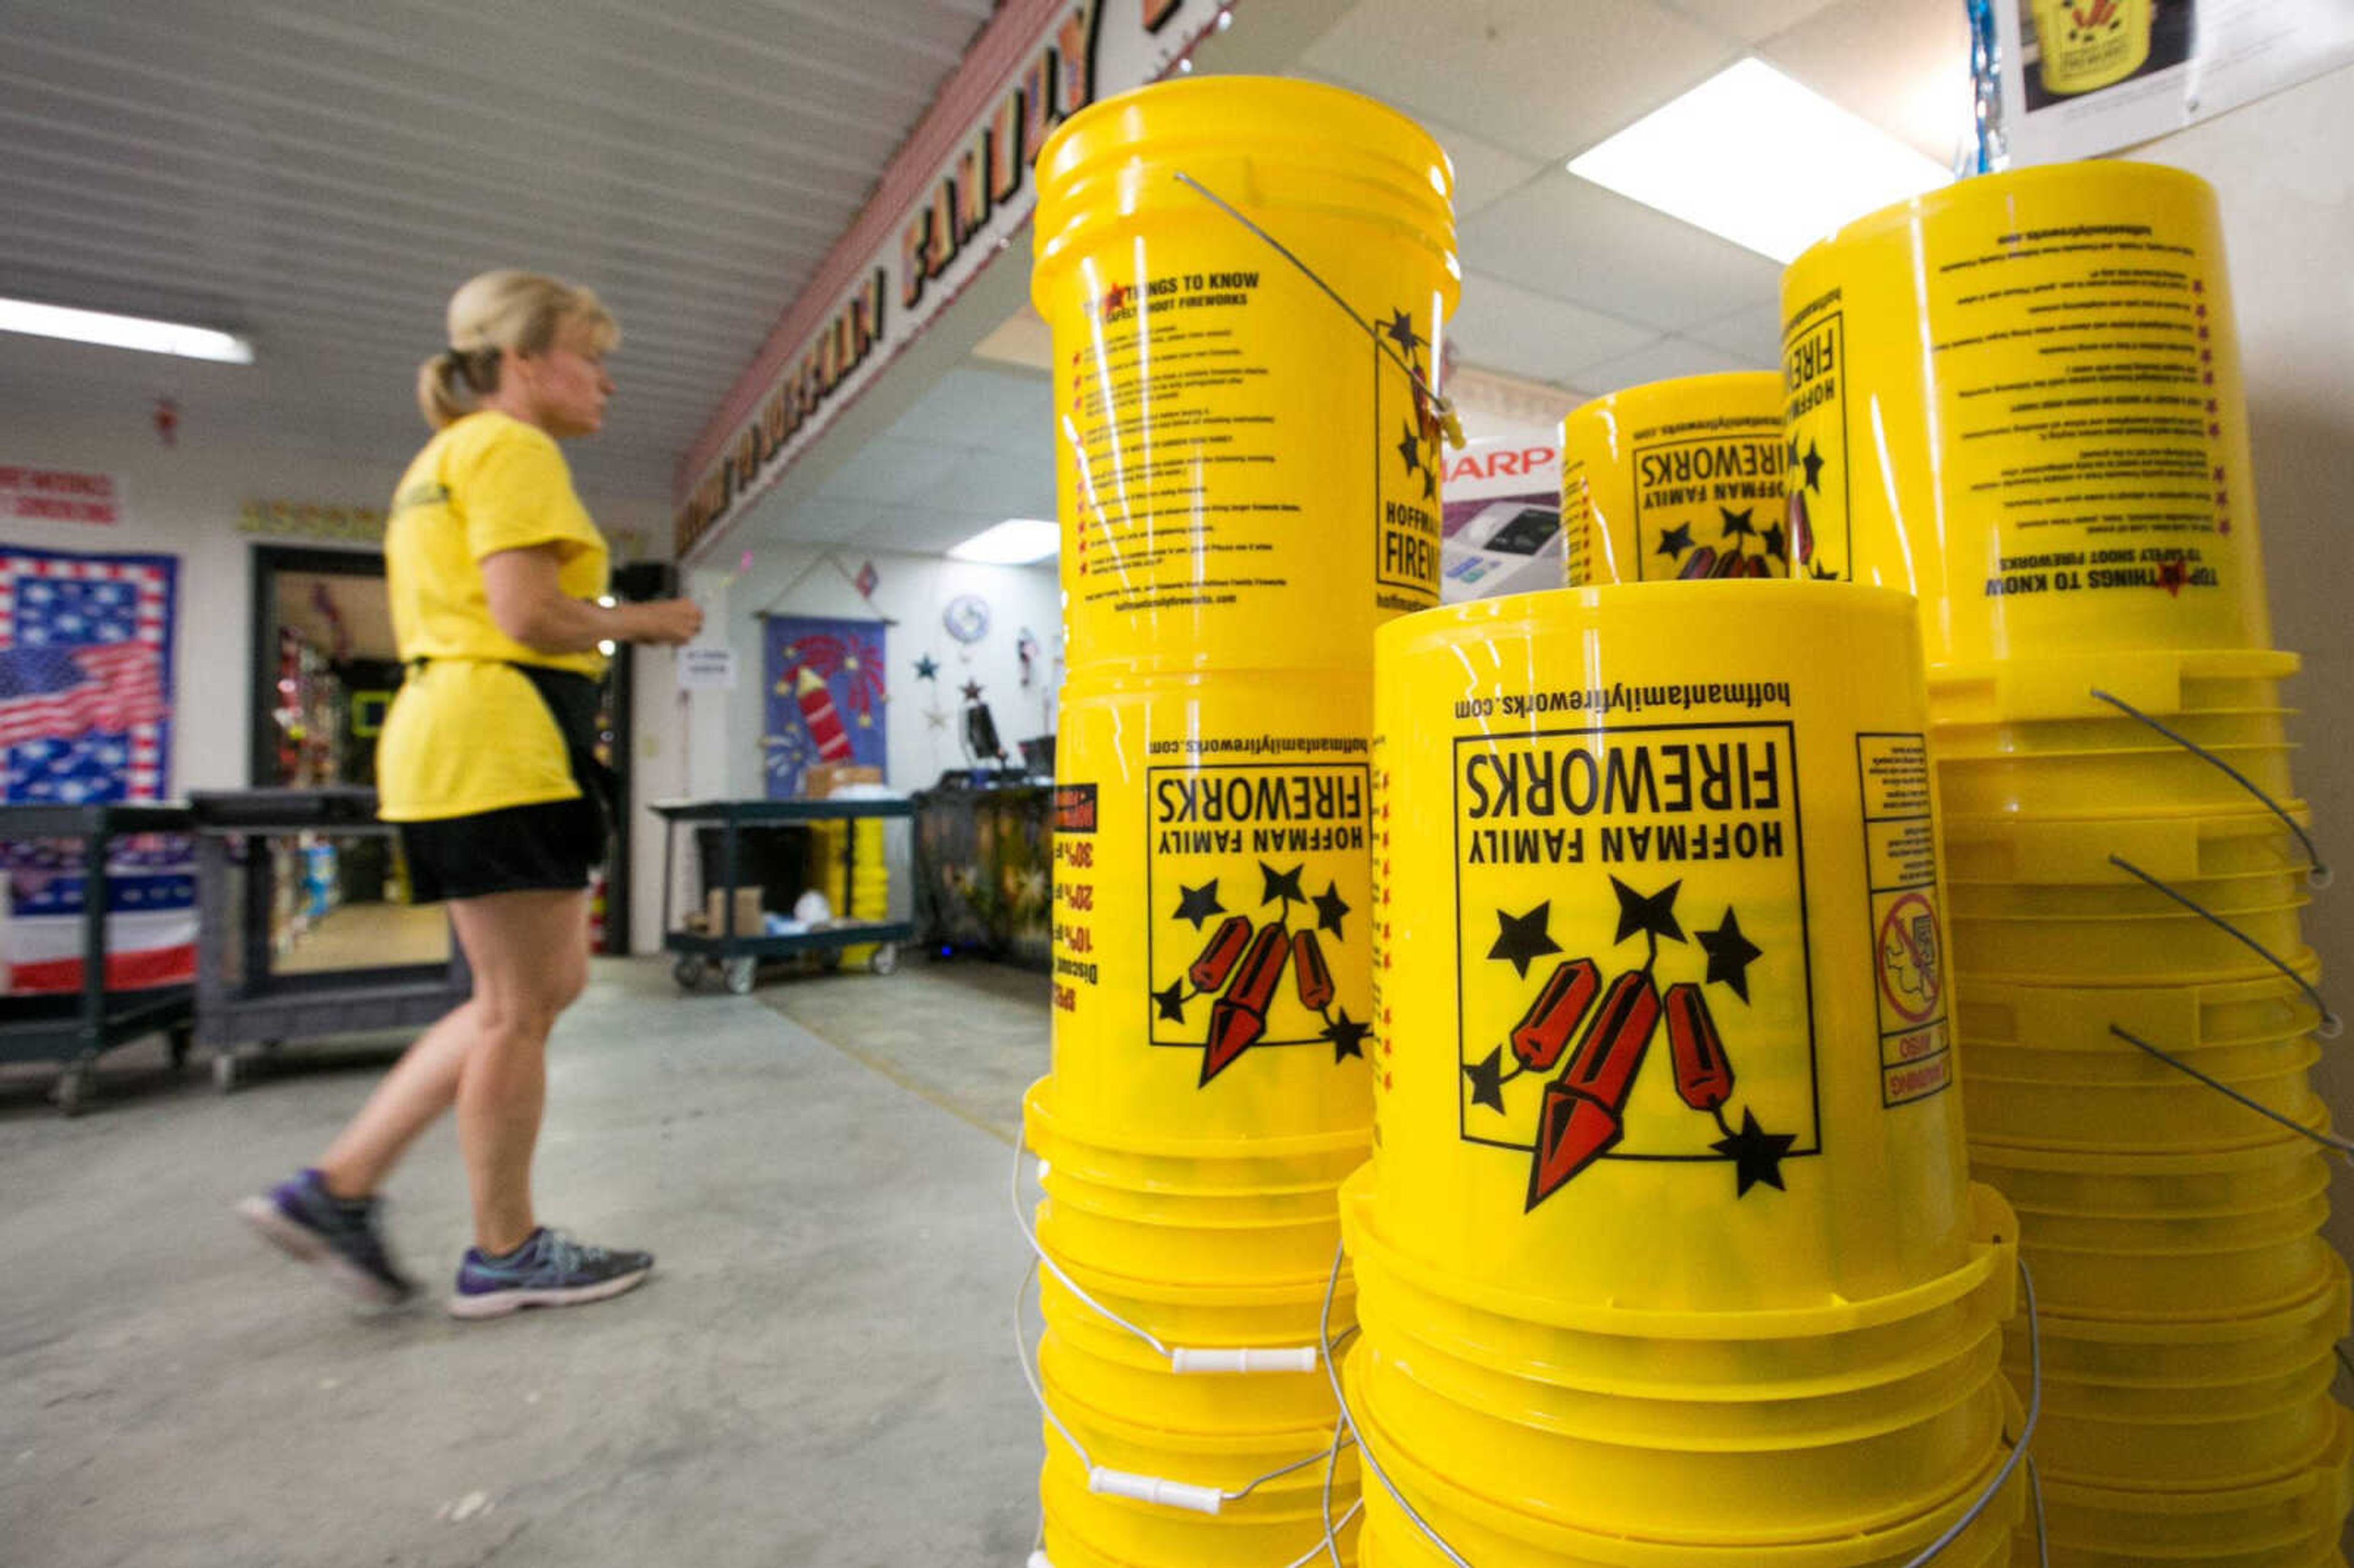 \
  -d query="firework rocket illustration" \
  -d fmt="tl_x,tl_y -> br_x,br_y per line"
1157,863 -> 1366,1085
1468,877 -> 1793,1209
